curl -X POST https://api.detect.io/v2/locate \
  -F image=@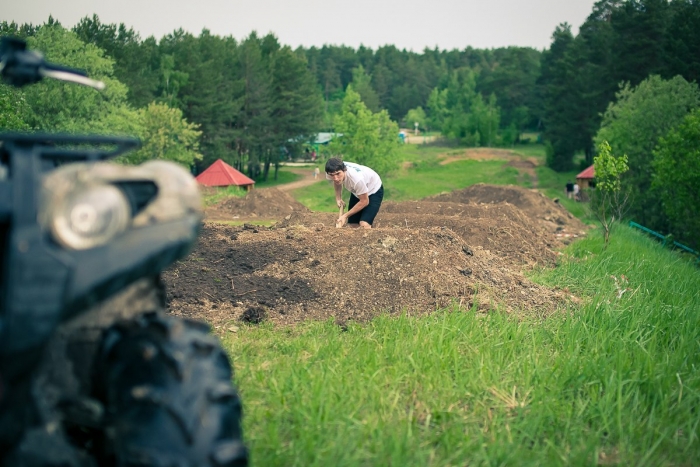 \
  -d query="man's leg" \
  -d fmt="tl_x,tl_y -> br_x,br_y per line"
346,194 -> 362,228
354,186 -> 384,229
